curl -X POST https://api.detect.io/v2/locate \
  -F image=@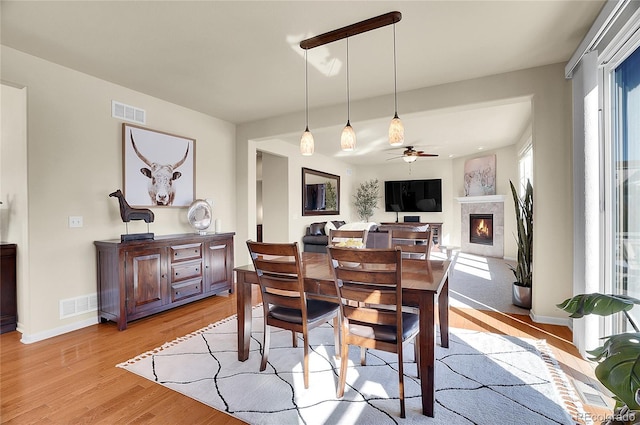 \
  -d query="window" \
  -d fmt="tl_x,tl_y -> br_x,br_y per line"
518,142 -> 533,196
612,45 -> 640,332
